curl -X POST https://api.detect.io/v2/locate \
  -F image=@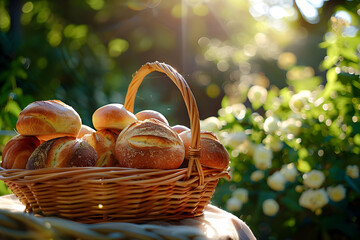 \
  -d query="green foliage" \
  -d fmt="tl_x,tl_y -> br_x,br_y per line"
207,6 -> 360,239
0,1 -> 359,239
